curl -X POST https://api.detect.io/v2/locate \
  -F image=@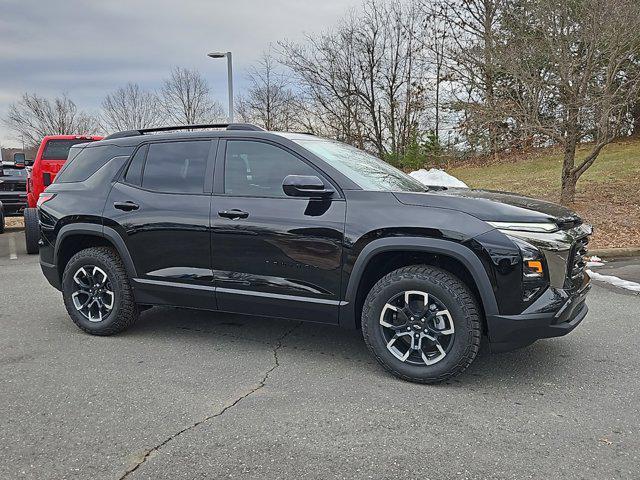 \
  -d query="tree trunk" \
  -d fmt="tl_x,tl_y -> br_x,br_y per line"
629,101 -> 640,137
560,169 -> 577,205
560,131 -> 578,205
